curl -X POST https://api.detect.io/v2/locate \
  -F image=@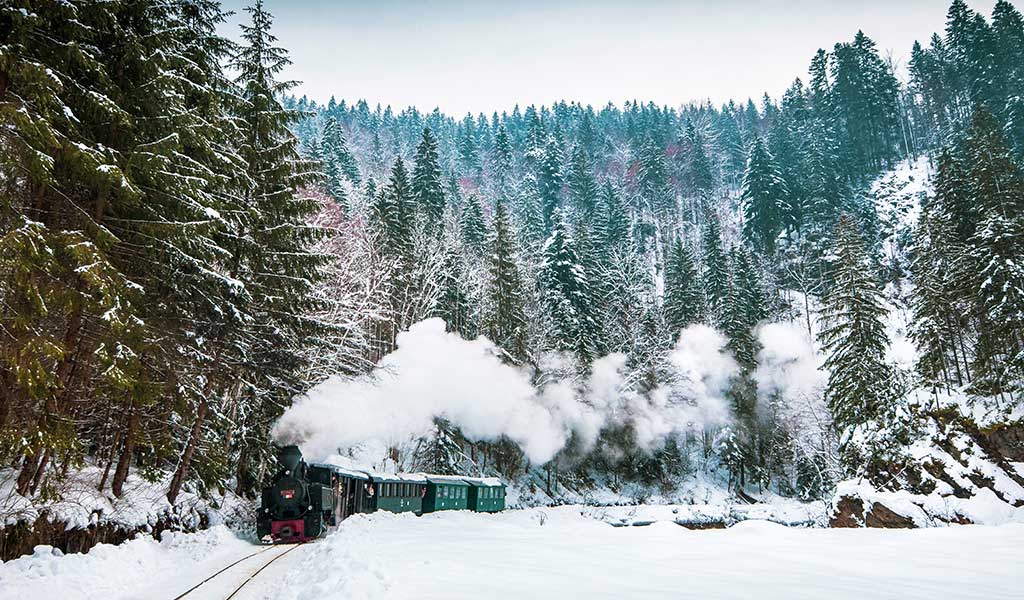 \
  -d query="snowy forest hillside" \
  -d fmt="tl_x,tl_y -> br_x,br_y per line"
2,0 -> 1024,554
